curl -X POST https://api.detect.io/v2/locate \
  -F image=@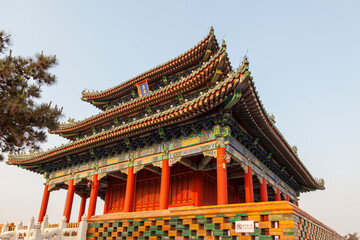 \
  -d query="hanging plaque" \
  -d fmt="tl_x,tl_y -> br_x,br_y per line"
135,79 -> 150,97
